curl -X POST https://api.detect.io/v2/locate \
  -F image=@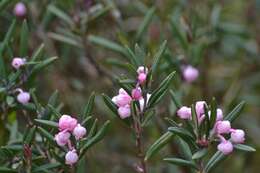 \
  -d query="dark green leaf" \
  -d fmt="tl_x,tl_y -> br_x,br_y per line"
82,92 -> 95,121
34,119 -> 58,128
205,151 -> 226,173
148,71 -> 175,108
0,167 -> 17,173
48,5 -> 74,27
37,127 -> 56,145
163,158 -> 197,169
19,20 -> 29,56
32,163 -> 60,173
151,40 -> 167,75
192,148 -> 208,160
31,44 -> 44,62
224,101 -> 245,122
169,90 -> 182,109
234,144 -> 256,152
136,7 -> 156,41
145,131 -> 173,161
